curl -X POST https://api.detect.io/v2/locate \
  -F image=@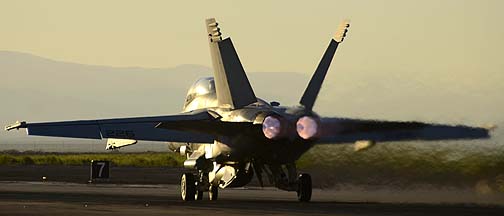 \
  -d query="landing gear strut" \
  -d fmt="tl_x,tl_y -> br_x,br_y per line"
209,184 -> 219,201
297,173 -> 312,202
268,163 -> 313,202
196,189 -> 204,200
